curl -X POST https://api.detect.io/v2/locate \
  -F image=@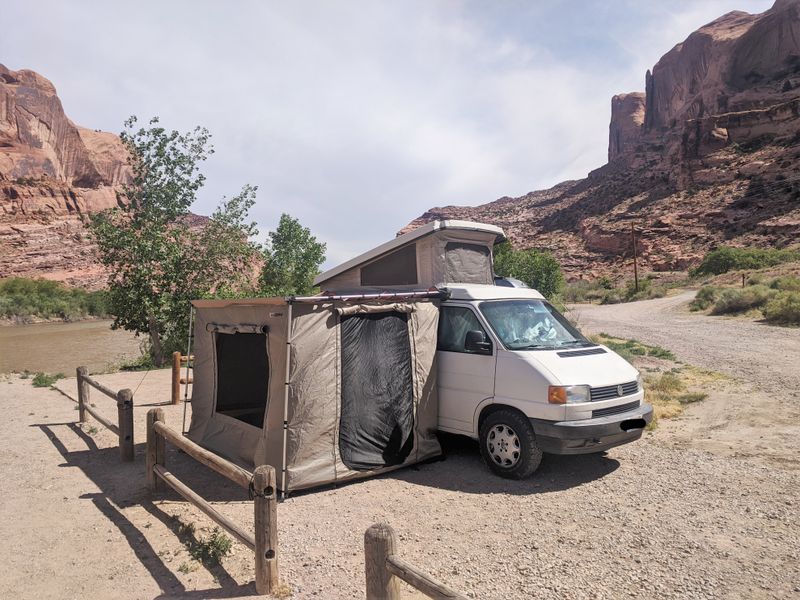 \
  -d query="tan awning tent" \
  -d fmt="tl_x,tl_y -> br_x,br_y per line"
314,220 -> 505,293
187,292 -> 442,492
